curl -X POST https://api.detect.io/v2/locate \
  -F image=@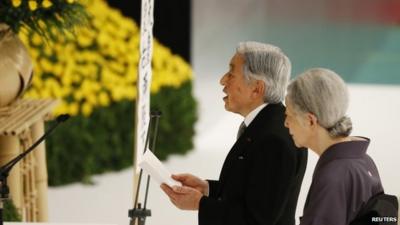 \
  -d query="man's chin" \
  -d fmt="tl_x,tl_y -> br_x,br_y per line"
224,105 -> 241,115
294,140 -> 304,148
222,101 -> 240,114
223,104 -> 230,111
223,103 -> 233,112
